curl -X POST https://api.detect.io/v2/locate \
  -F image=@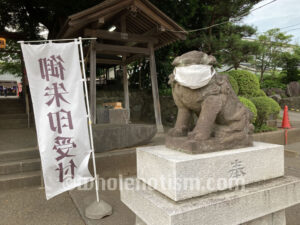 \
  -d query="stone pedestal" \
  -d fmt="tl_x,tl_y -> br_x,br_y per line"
121,177 -> 299,225
137,142 -> 284,201
135,210 -> 286,225
120,143 -> 300,225
108,109 -> 129,124
97,108 -> 129,124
